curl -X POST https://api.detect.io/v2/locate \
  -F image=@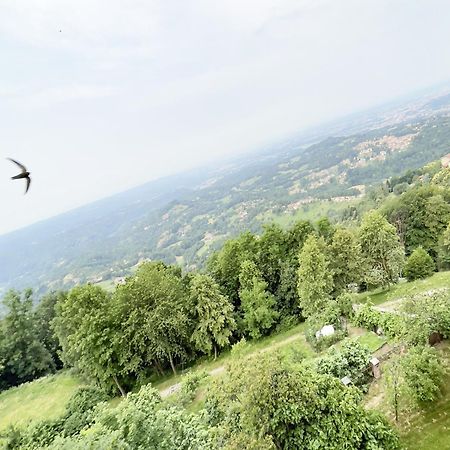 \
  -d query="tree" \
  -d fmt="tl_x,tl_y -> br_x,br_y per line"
34,291 -> 66,369
190,274 -> 236,359
114,262 -> 191,377
329,228 -> 365,295
239,261 -> 279,339
383,185 -> 450,258
207,232 -> 258,308
206,353 -> 399,449
385,347 -> 444,422
437,221 -> 450,269
0,290 -> 53,390
359,211 -> 405,288
256,224 -> 288,294
403,247 -> 435,281
402,290 -> 450,345
52,285 -> 126,396
316,217 -> 335,242
297,235 -> 333,318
